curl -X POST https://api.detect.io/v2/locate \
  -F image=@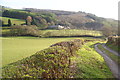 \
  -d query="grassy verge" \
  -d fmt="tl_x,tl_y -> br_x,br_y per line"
97,44 -> 120,65
75,42 -> 113,78
106,44 -> 118,52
